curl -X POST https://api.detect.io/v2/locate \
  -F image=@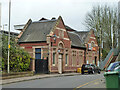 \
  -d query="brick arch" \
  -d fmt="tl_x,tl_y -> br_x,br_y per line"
58,41 -> 65,49
91,40 -> 95,47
